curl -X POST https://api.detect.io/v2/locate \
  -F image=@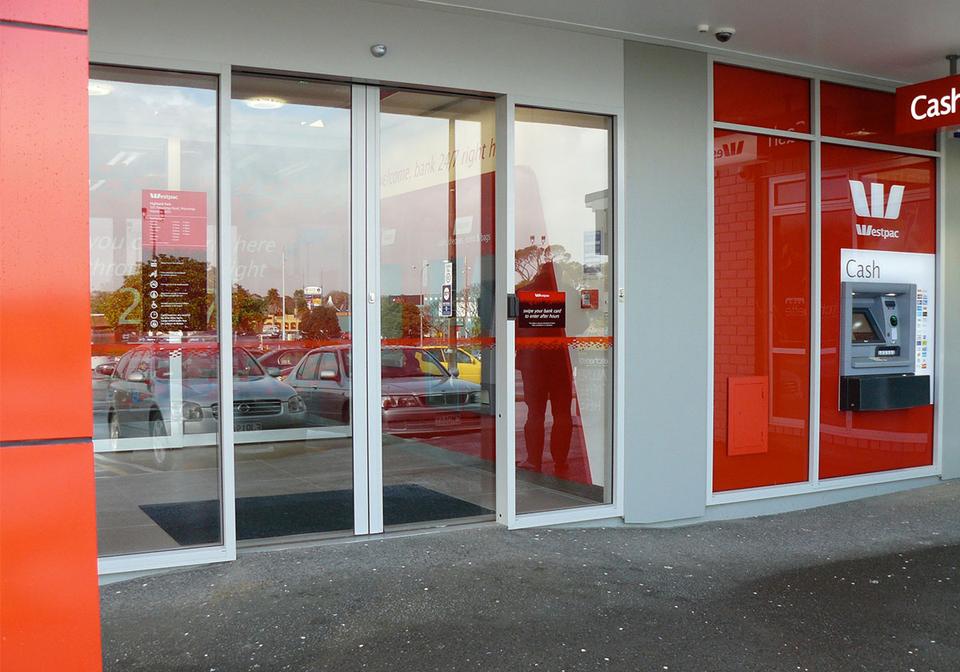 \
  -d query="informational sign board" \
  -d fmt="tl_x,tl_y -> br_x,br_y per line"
895,73 -> 960,133
517,290 -> 565,329
840,248 -> 935,388
141,190 -> 208,332
440,283 -> 453,318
